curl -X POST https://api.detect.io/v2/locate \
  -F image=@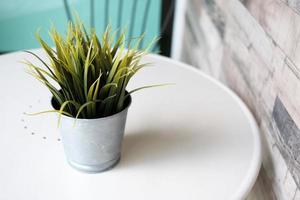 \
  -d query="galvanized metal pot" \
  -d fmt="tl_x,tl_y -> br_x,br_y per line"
52,96 -> 131,173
